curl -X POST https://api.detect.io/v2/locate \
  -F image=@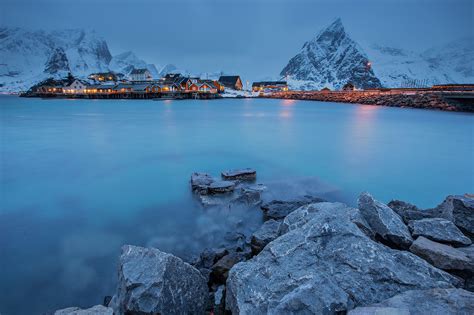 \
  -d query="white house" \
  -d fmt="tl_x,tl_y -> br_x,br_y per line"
63,79 -> 87,94
130,68 -> 153,81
